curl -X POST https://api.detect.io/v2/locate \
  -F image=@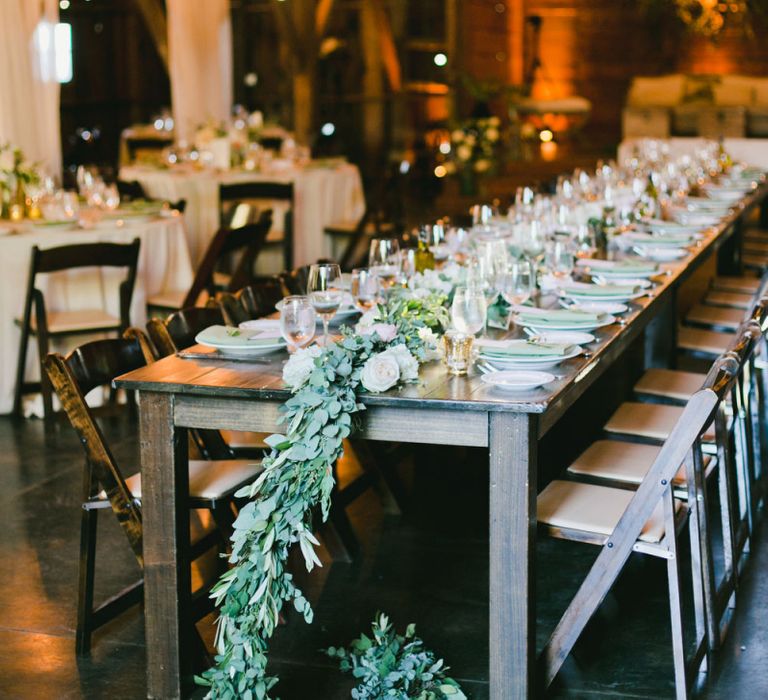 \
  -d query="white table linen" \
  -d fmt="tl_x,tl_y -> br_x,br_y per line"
119,163 -> 366,267
0,216 -> 193,414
